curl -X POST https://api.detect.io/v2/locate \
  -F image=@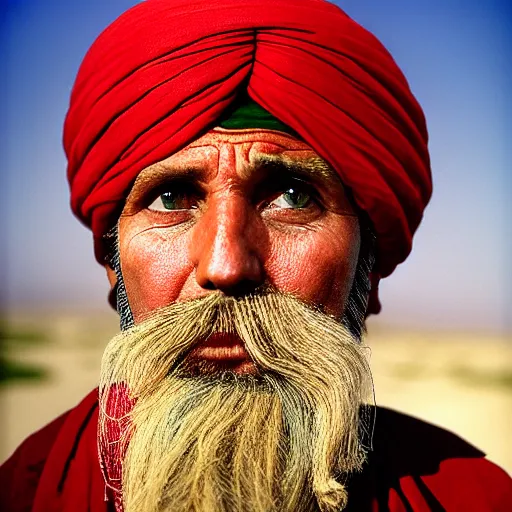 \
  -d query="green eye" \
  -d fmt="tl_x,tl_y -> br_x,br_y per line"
148,190 -> 196,211
284,188 -> 310,208
161,191 -> 179,210
271,187 -> 312,209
